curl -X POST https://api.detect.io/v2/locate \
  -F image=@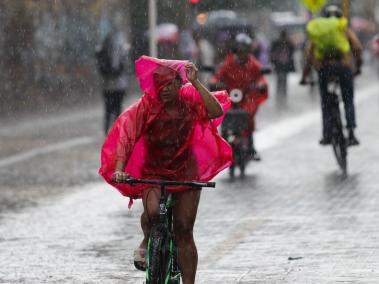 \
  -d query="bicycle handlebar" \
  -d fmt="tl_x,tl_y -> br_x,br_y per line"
123,178 -> 216,188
